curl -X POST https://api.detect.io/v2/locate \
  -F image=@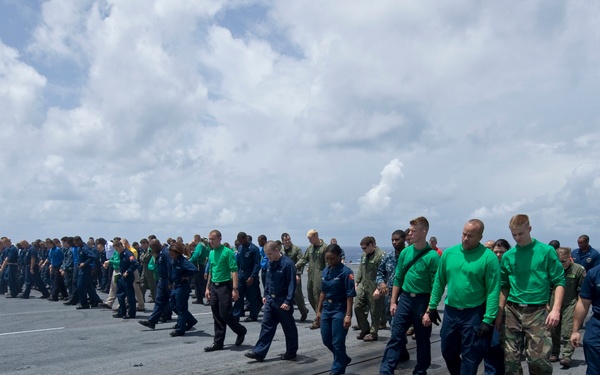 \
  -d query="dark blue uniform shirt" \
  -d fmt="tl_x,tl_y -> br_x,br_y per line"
5,245 -> 18,264
265,255 -> 296,305
24,245 -> 38,266
170,256 -> 197,287
237,243 -> 261,279
119,249 -> 139,277
49,246 -> 64,267
78,244 -> 95,267
156,248 -> 172,280
321,263 -> 356,304
573,246 -> 600,272
580,264 -> 600,314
